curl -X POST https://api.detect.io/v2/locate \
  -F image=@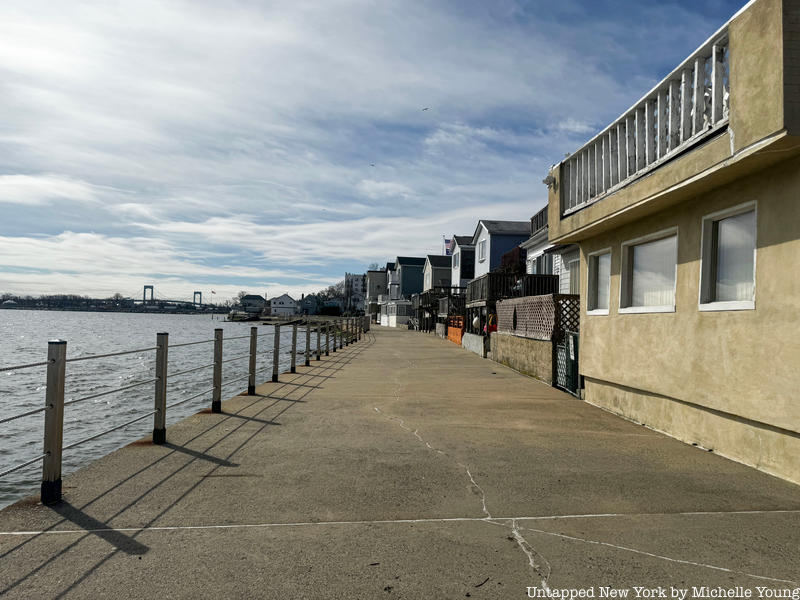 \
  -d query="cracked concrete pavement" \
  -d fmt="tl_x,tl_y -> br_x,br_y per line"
1,325 -> 799,598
